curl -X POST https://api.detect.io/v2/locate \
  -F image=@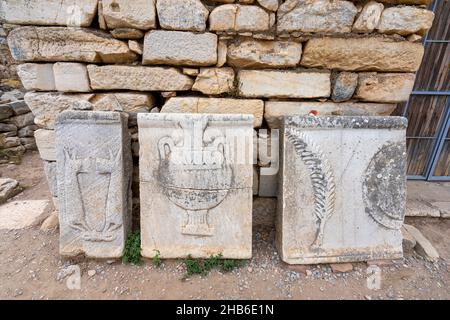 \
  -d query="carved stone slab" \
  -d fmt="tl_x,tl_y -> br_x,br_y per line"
55,111 -> 132,258
138,113 -> 253,259
277,116 -> 407,264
